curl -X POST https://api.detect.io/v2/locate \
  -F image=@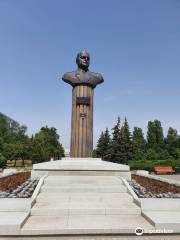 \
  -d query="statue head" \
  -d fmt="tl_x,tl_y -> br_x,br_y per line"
76,50 -> 90,71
